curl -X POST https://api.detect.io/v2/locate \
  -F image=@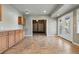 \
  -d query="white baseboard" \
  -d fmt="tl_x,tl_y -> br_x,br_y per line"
47,35 -> 56,36
24,35 -> 33,37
